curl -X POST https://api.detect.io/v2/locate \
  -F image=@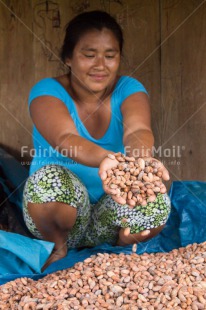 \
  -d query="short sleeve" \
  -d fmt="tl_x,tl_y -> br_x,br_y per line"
28,78 -> 67,107
114,76 -> 148,105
